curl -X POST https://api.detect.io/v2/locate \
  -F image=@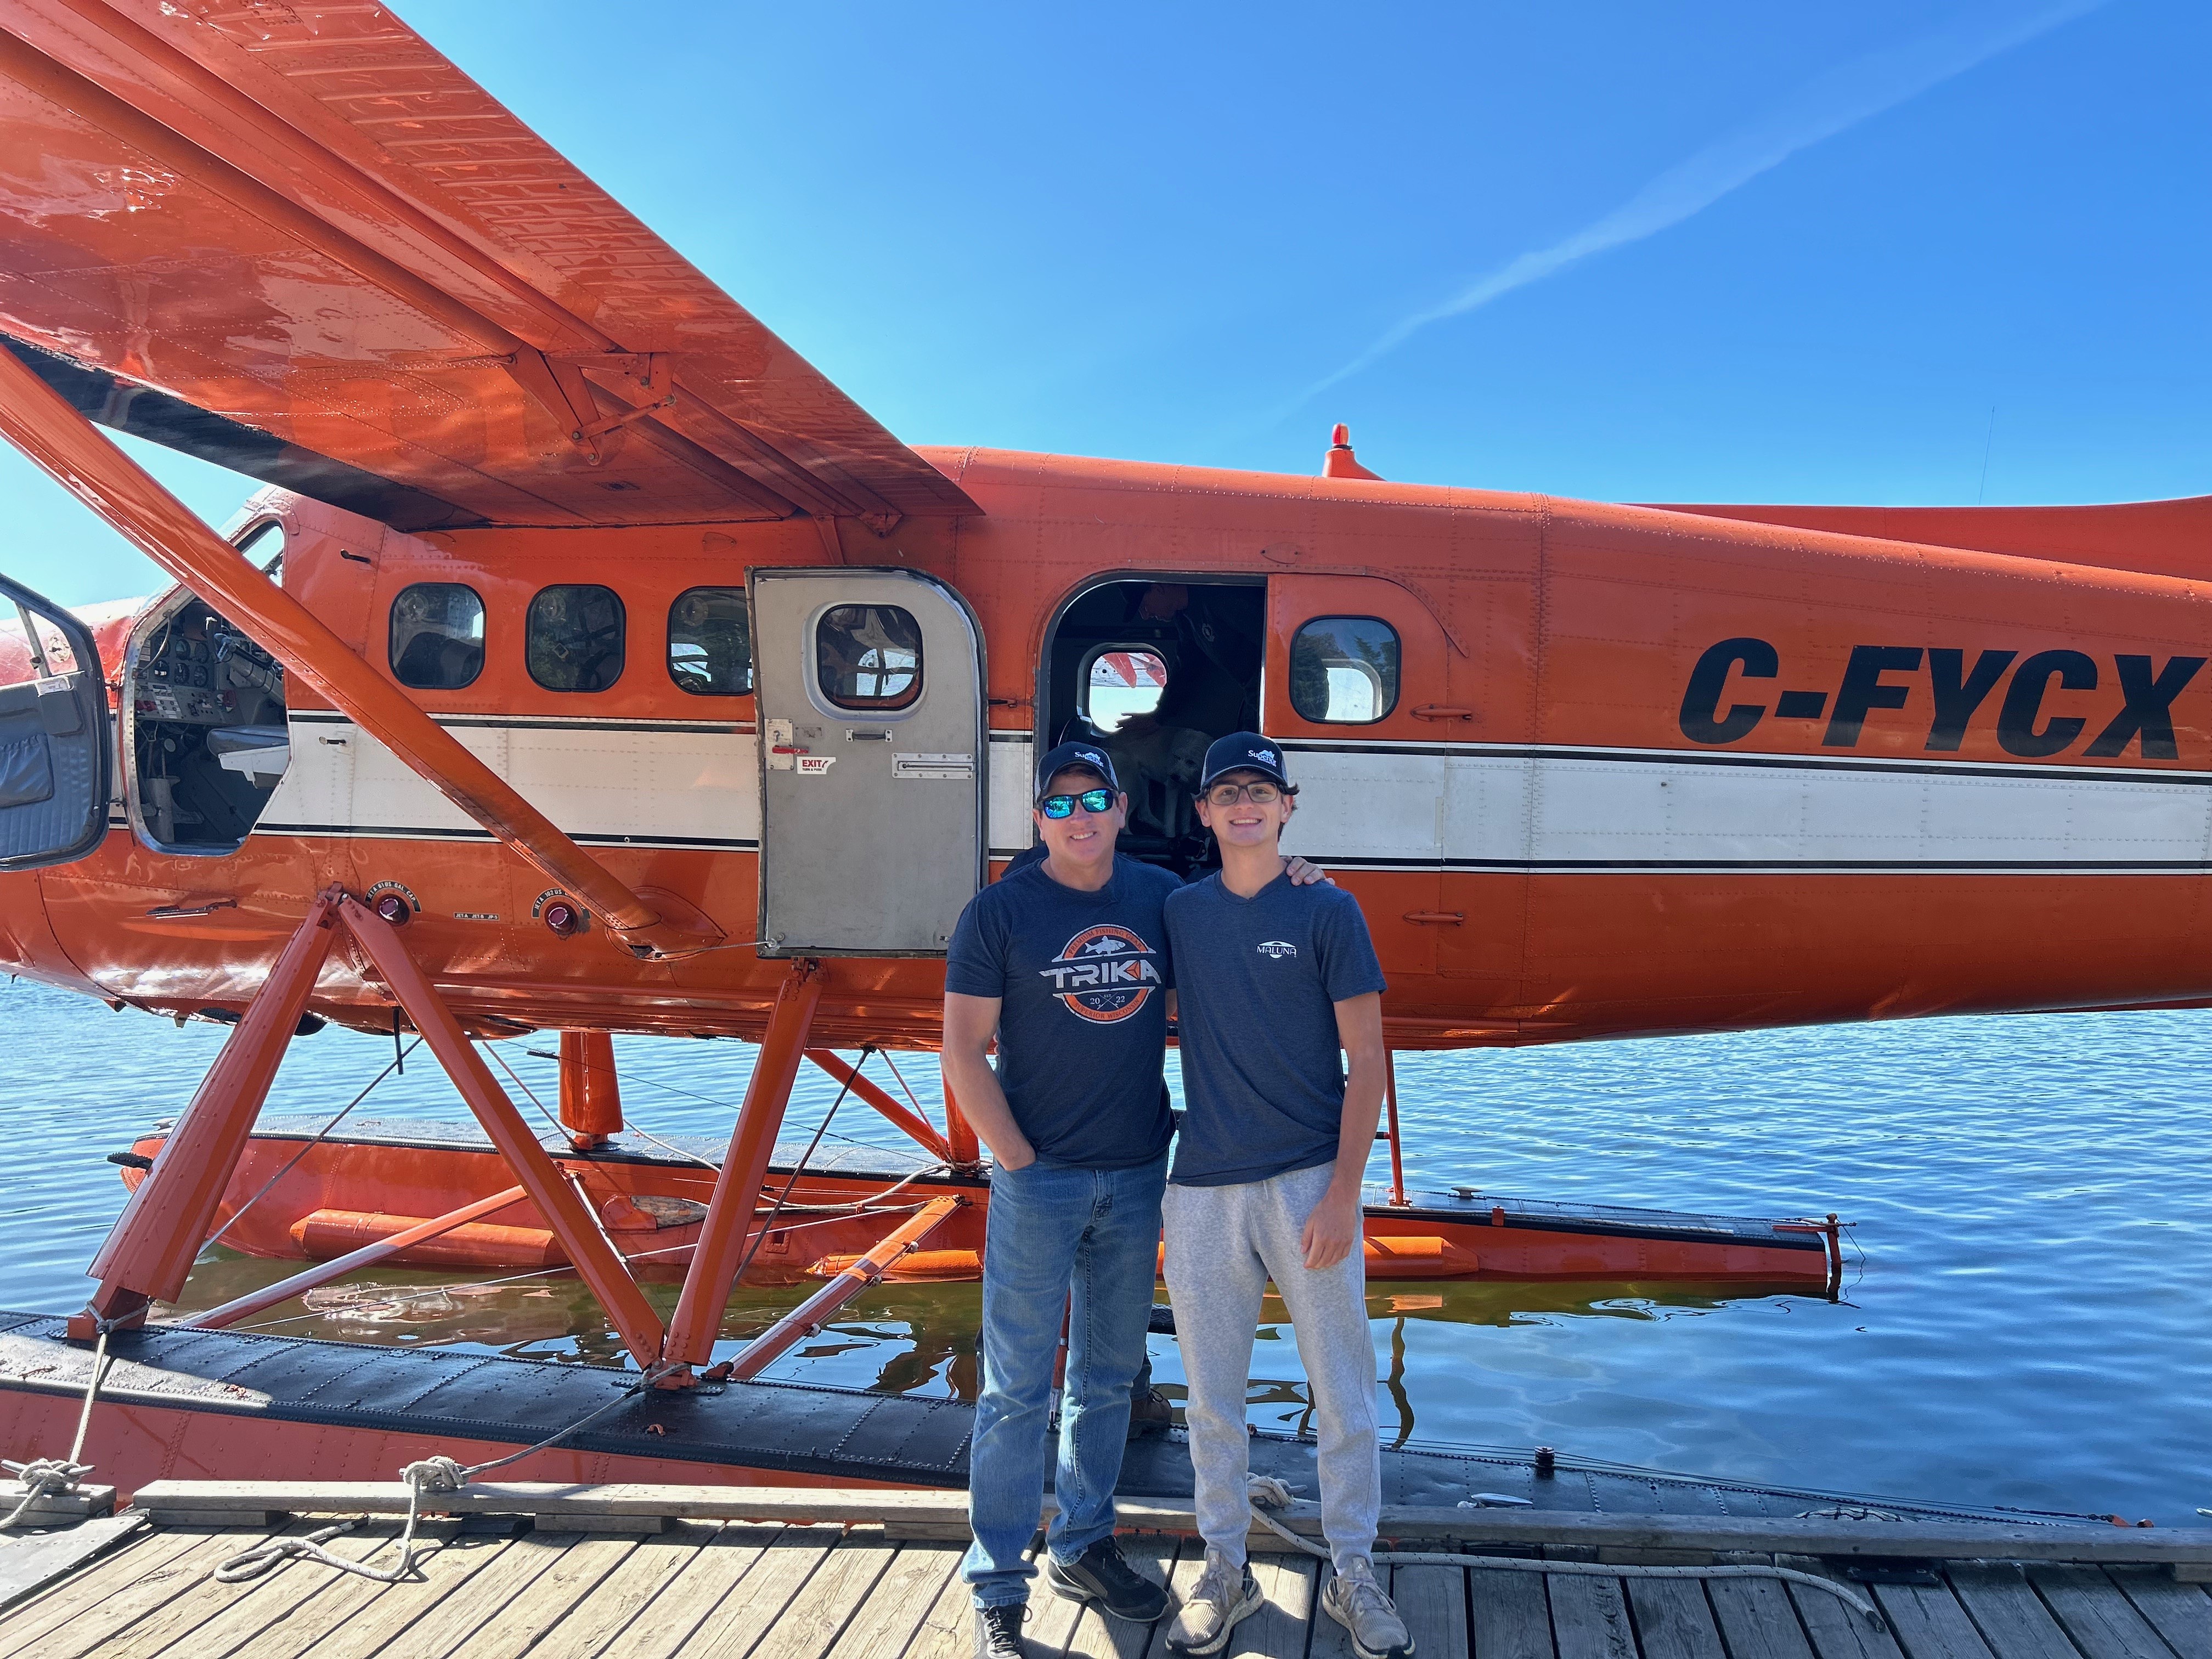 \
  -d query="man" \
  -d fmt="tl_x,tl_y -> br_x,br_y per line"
945,742 -> 1322,1659
1159,733 -> 1412,1659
